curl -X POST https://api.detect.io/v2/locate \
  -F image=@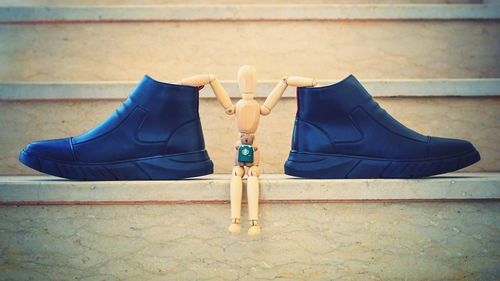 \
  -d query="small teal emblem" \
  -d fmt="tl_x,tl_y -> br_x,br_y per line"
238,145 -> 254,163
